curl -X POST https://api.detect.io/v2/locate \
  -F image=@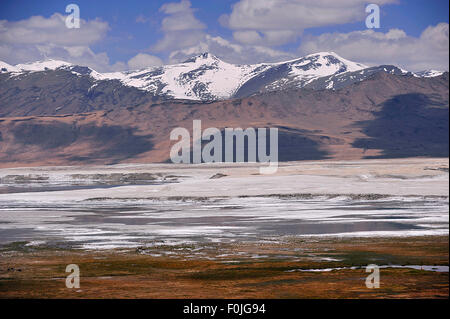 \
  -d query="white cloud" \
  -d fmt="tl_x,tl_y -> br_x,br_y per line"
160,2 -> 205,32
128,53 -> 163,69
168,35 -> 296,65
153,0 -> 206,52
221,0 -> 397,45
232,29 -> 298,46
0,13 -> 127,72
298,23 -> 449,71
1,2 -> 446,74
160,0 -> 193,14
150,1 -> 296,65
0,13 -> 108,45
232,30 -> 263,45
153,30 -> 205,53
